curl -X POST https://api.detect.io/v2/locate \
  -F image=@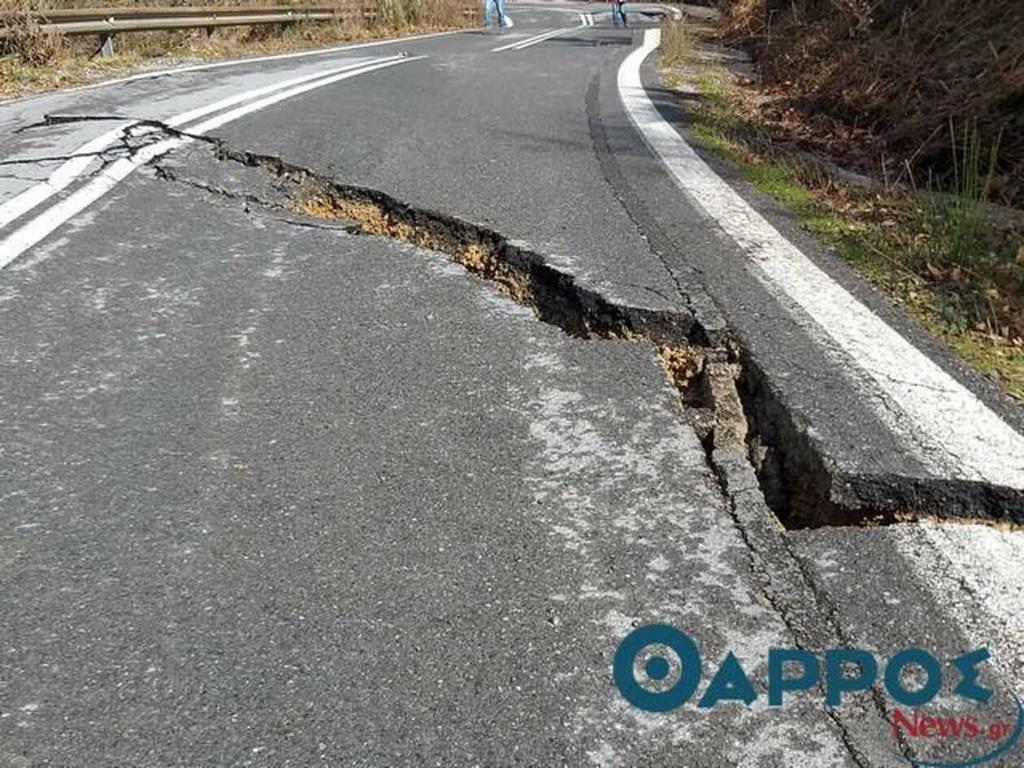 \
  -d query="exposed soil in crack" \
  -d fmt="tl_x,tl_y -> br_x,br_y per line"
213,146 -> 705,349
80,112 -> 1017,531
23,114 -> 998,762
264,151 -> 1023,529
